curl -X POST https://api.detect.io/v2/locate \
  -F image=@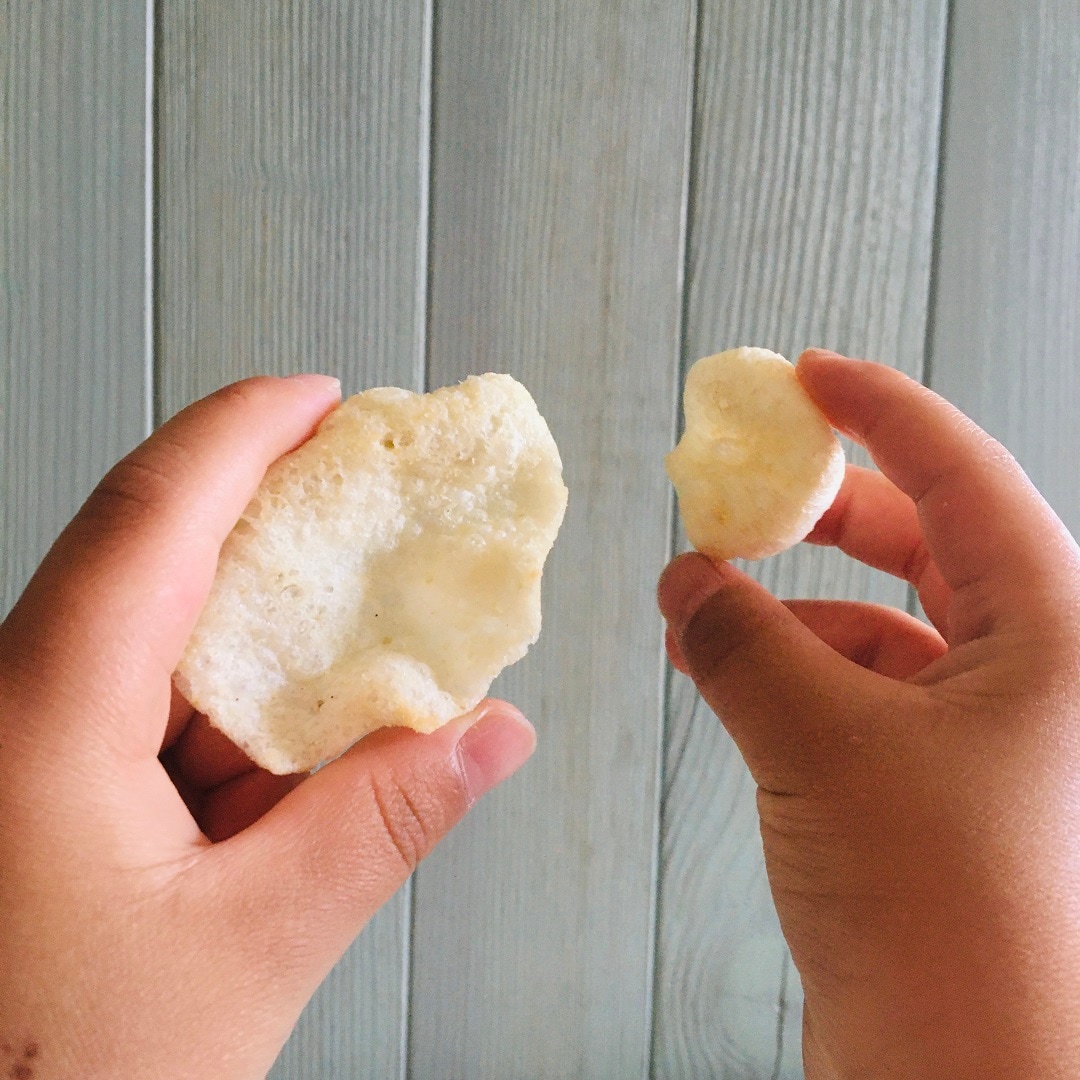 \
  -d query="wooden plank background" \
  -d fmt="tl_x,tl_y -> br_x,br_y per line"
1,1 -> 148,612
409,2 -> 691,1076
3,1 -> 1078,1076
